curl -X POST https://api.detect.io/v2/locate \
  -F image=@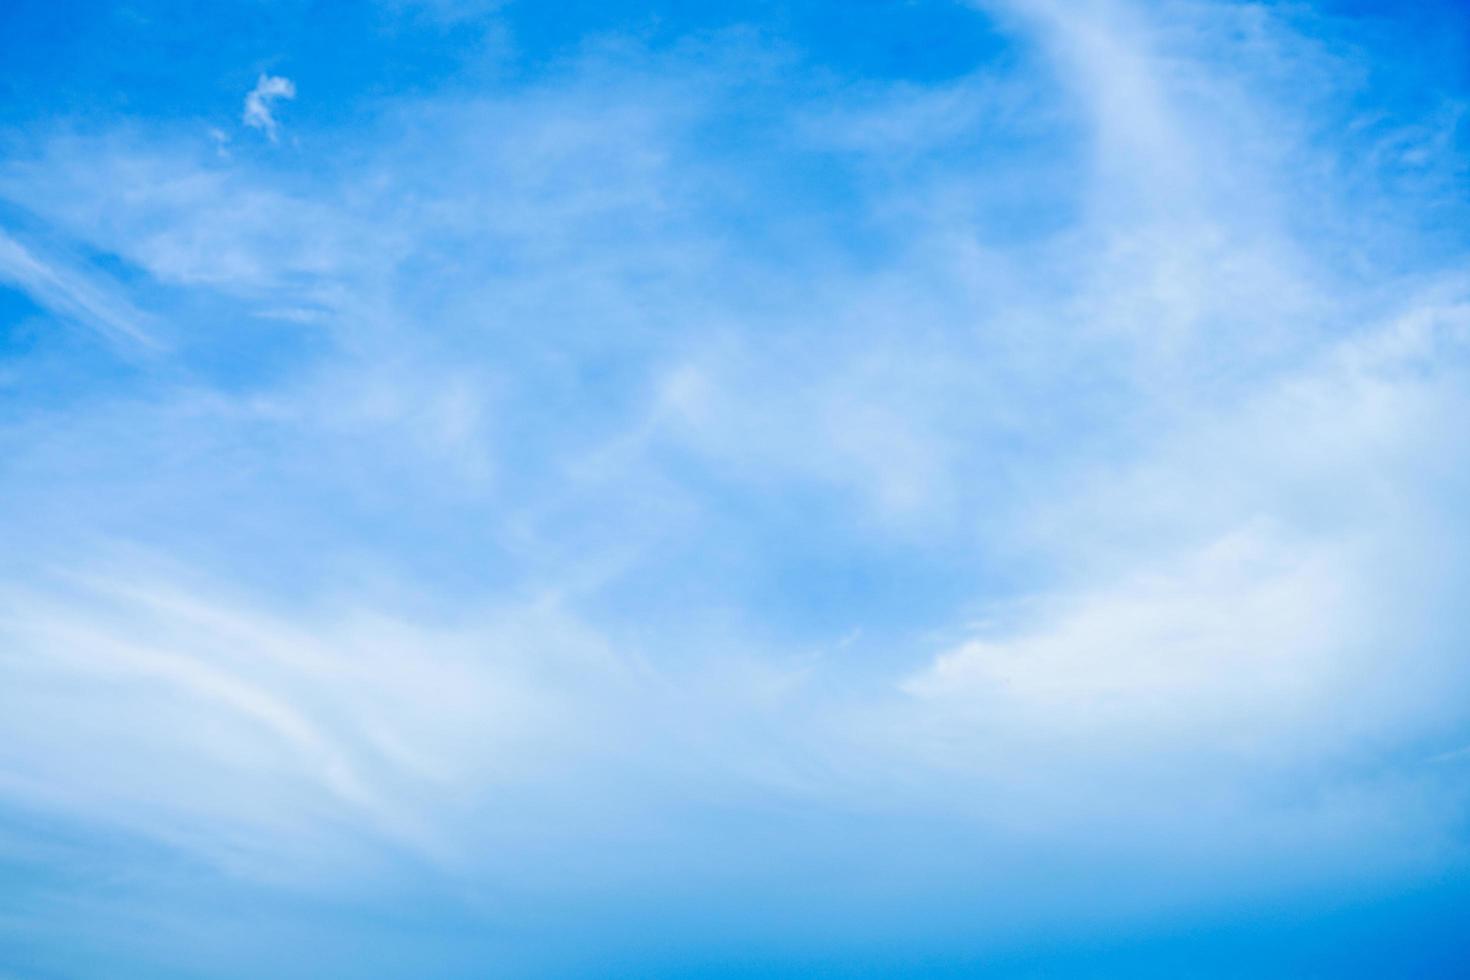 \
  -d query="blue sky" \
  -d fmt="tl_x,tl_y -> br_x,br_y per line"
2,0 -> 1470,976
